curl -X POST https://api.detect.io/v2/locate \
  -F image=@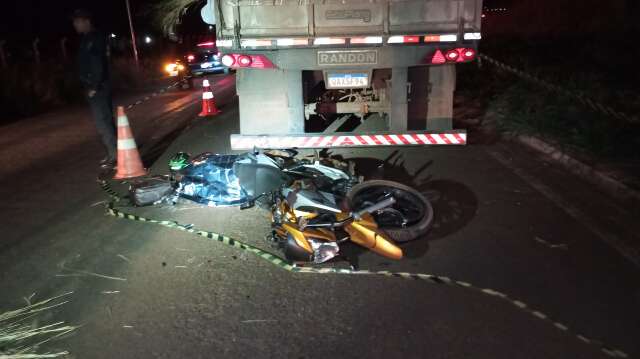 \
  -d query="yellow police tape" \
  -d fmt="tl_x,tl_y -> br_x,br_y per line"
99,179 -> 630,358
